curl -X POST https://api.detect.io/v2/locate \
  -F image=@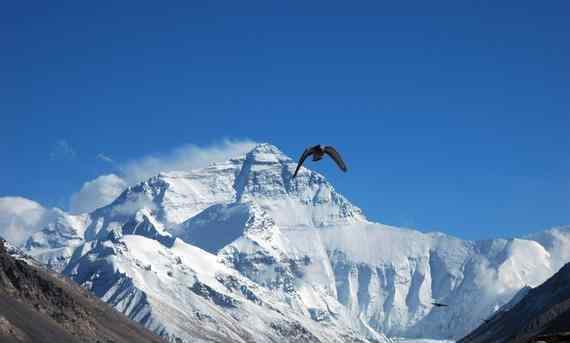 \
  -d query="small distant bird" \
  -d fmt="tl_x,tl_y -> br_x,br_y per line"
431,302 -> 449,308
482,319 -> 492,324
293,145 -> 348,178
